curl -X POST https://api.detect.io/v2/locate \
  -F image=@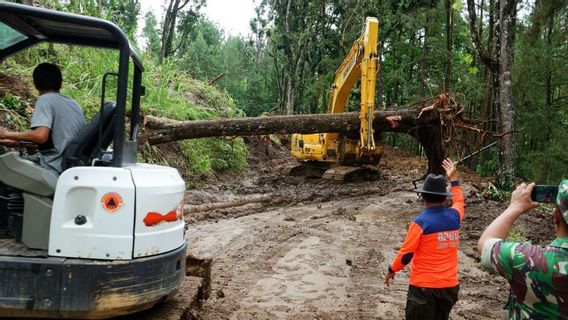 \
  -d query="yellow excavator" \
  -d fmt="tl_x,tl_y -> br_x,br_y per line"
290,17 -> 384,182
